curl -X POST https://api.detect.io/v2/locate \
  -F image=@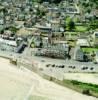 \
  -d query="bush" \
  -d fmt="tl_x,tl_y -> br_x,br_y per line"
50,77 -> 53,81
71,80 -> 80,85
82,89 -> 91,95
